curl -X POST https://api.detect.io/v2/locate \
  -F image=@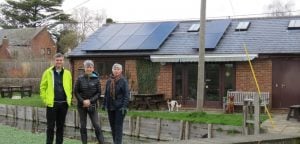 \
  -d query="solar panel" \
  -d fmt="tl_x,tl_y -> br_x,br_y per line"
139,22 -> 178,50
83,22 -> 178,51
194,19 -> 231,50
